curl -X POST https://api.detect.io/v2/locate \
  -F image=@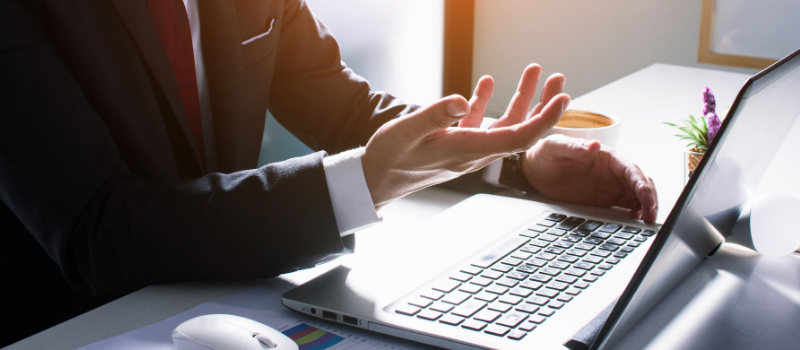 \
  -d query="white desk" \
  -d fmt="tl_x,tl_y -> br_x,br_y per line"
8,64 -> 800,350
